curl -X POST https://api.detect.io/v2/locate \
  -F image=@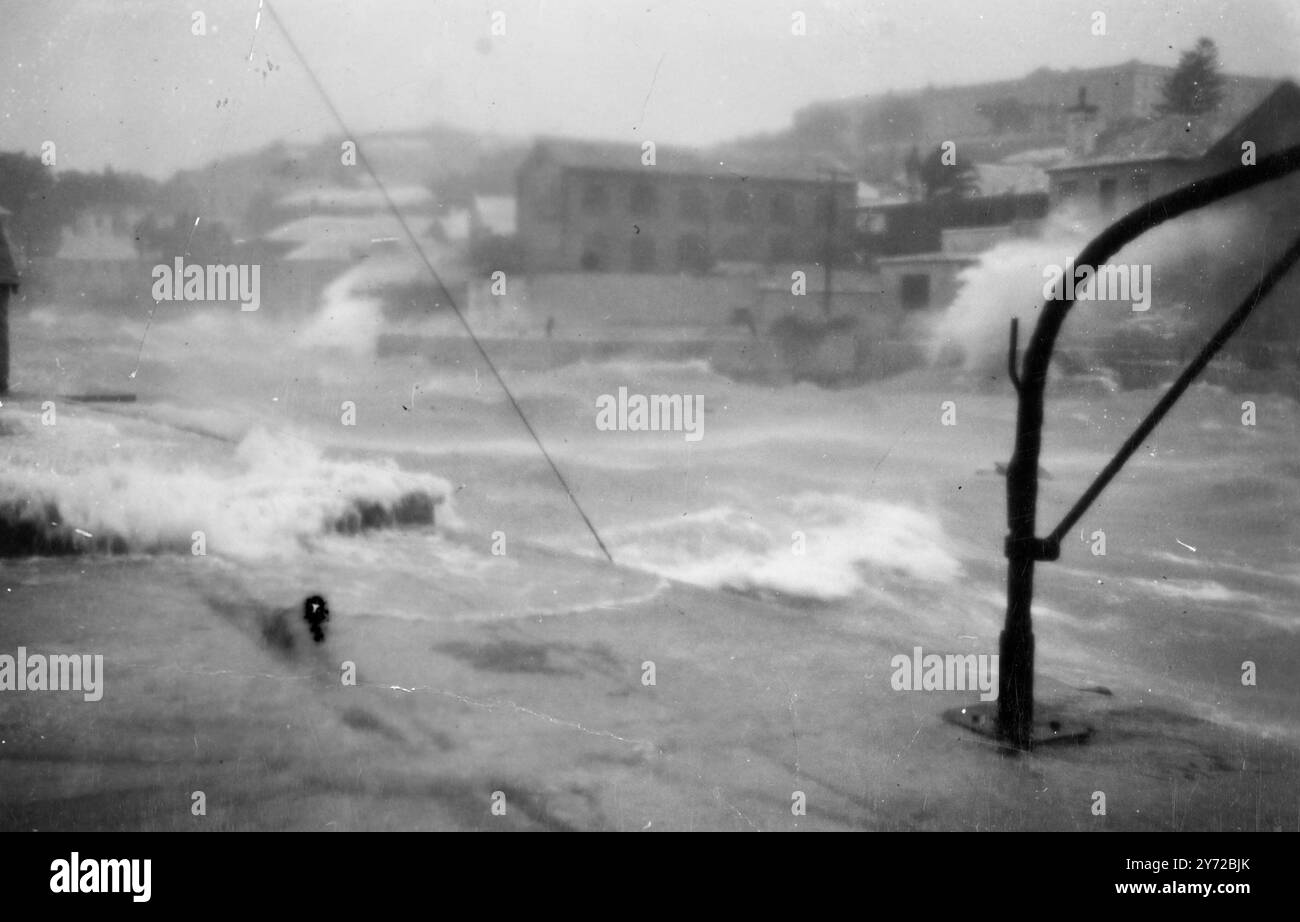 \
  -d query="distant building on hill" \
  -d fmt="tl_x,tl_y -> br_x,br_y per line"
1043,79 -> 1300,378
1047,79 -> 1300,216
57,204 -> 145,260
790,60 -> 1283,175
23,203 -> 145,306
515,137 -> 856,274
